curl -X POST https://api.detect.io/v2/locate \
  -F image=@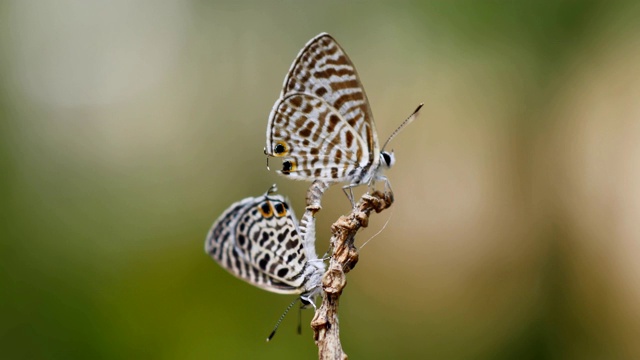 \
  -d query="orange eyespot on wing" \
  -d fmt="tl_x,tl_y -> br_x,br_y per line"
281,160 -> 296,175
273,141 -> 288,156
273,201 -> 288,217
257,201 -> 273,218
